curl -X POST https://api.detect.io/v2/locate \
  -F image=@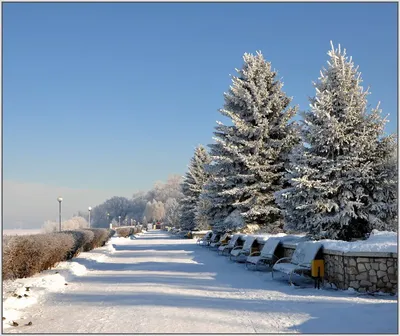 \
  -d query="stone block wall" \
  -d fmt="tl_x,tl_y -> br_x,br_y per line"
280,243 -> 397,295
